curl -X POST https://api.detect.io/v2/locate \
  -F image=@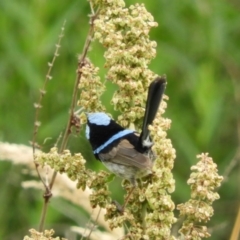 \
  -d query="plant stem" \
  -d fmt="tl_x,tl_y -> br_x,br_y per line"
32,22 -> 65,192
38,7 -> 99,232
